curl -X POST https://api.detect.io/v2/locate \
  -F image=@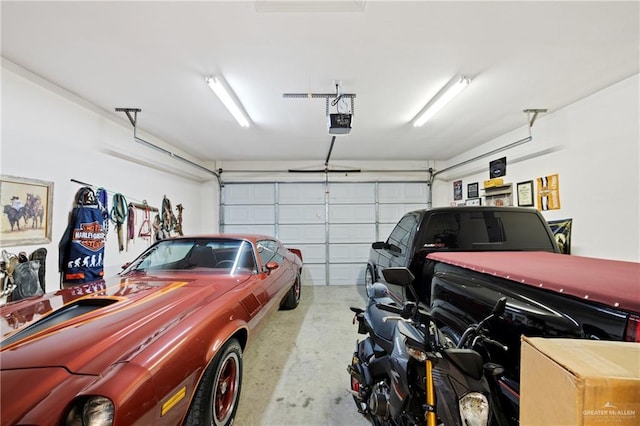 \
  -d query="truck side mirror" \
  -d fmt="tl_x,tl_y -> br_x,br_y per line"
372,241 -> 401,254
